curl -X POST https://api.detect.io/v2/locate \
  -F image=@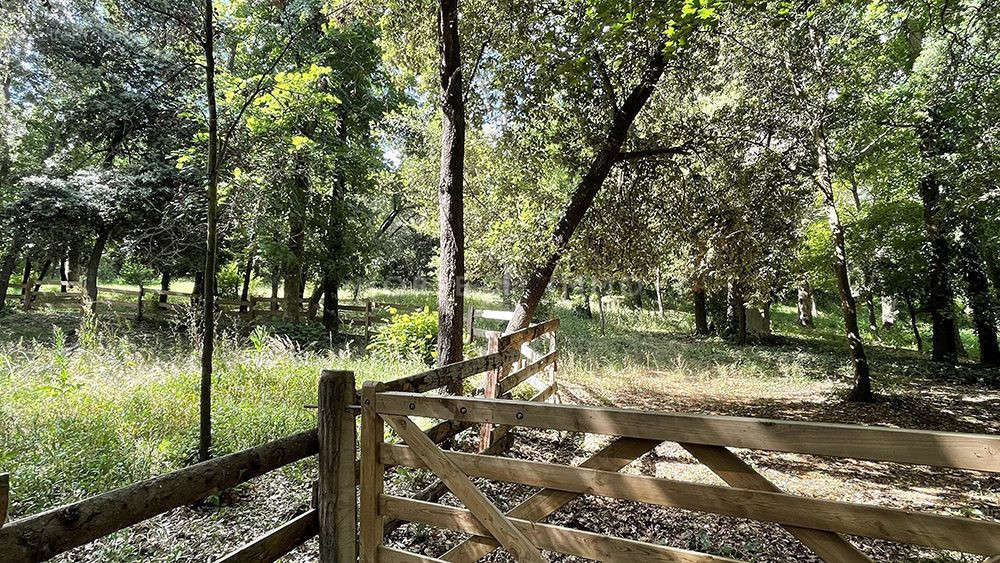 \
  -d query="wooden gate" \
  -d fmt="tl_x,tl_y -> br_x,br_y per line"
360,390 -> 1000,562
